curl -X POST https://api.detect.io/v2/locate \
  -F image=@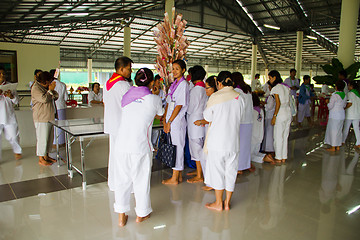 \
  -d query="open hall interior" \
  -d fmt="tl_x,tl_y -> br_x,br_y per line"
1,0 -> 360,239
